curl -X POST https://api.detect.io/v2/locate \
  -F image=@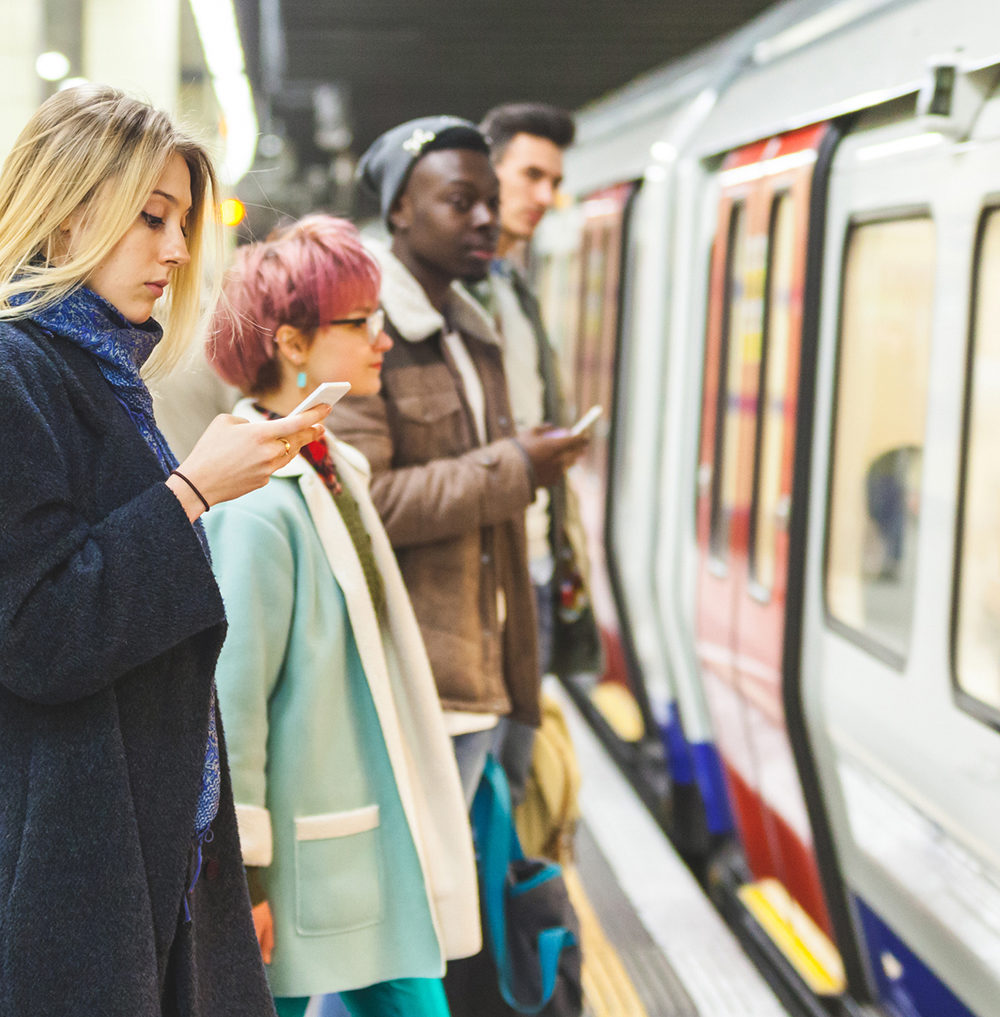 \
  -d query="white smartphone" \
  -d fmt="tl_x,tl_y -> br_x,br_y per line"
569,404 -> 602,437
289,381 -> 351,419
